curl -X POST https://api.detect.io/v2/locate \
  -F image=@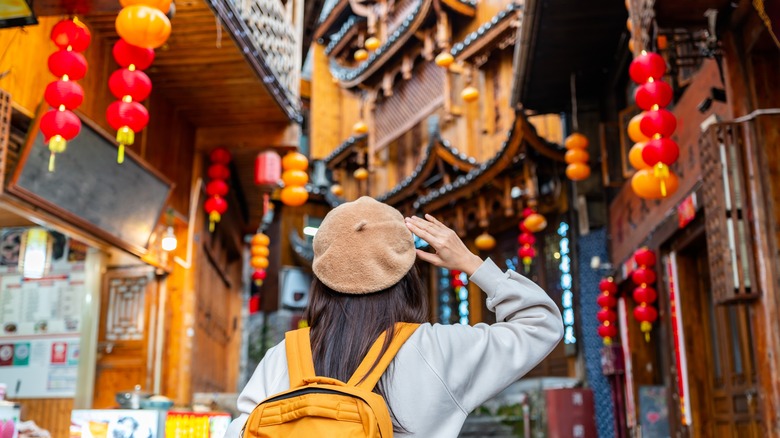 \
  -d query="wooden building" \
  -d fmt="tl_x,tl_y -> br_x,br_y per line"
0,0 -> 305,434
515,0 -> 780,436
278,0 -> 582,393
